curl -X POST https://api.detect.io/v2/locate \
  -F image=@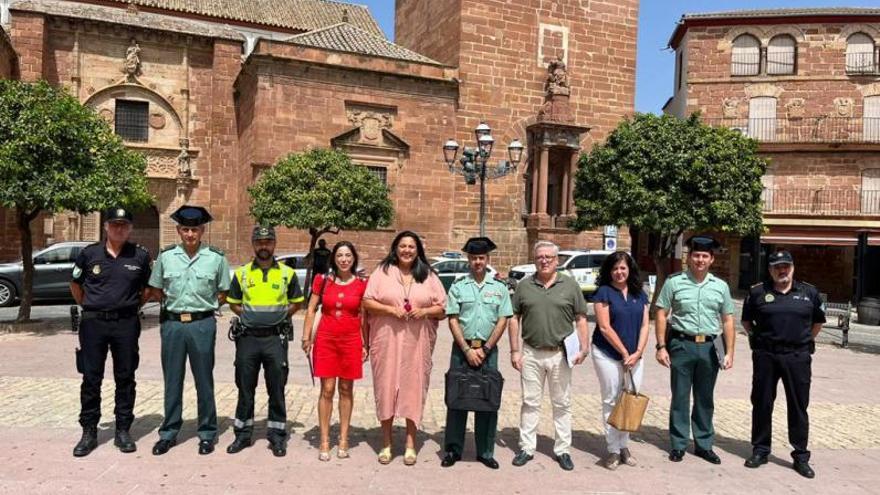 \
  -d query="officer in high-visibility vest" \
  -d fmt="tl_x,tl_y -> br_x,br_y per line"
226,226 -> 304,457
